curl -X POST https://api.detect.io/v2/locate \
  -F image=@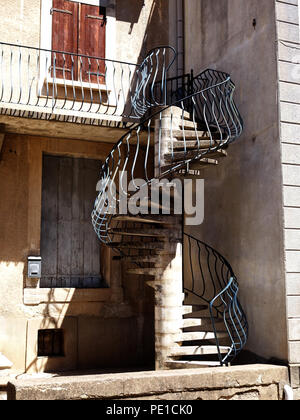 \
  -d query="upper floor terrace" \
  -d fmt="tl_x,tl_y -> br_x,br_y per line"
0,0 -> 172,143
0,42 -> 176,144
